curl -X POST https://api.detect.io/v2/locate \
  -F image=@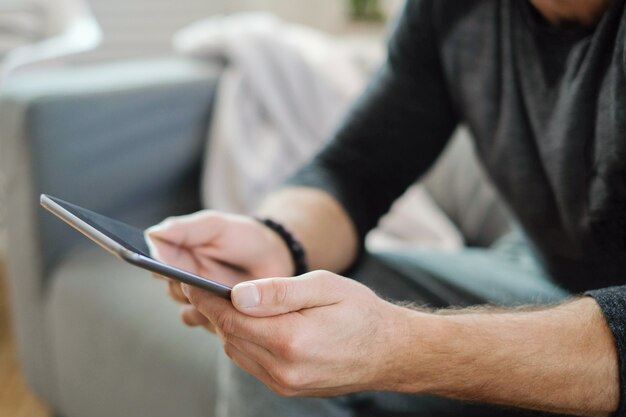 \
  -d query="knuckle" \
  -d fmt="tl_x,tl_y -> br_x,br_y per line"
185,287 -> 203,306
168,291 -> 181,304
179,312 -> 190,326
308,269 -> 328,278
159,217 -> 173,226
181,307 -> 205,327
167,282 -> 182,300
268,279 -> 290,306
215,311 -> 235,335
272,366 -> 305,391
306,269 -> 331,285
160,216 -> 179,228
222,342 -> 236,360
177,287 -> 190,304
180,309 -> 194,326
312,269 -> 347,292
276,334 -> 302,362
219,328 -> 234,345
319,270 -> 338,284
203,210 -> 227,223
